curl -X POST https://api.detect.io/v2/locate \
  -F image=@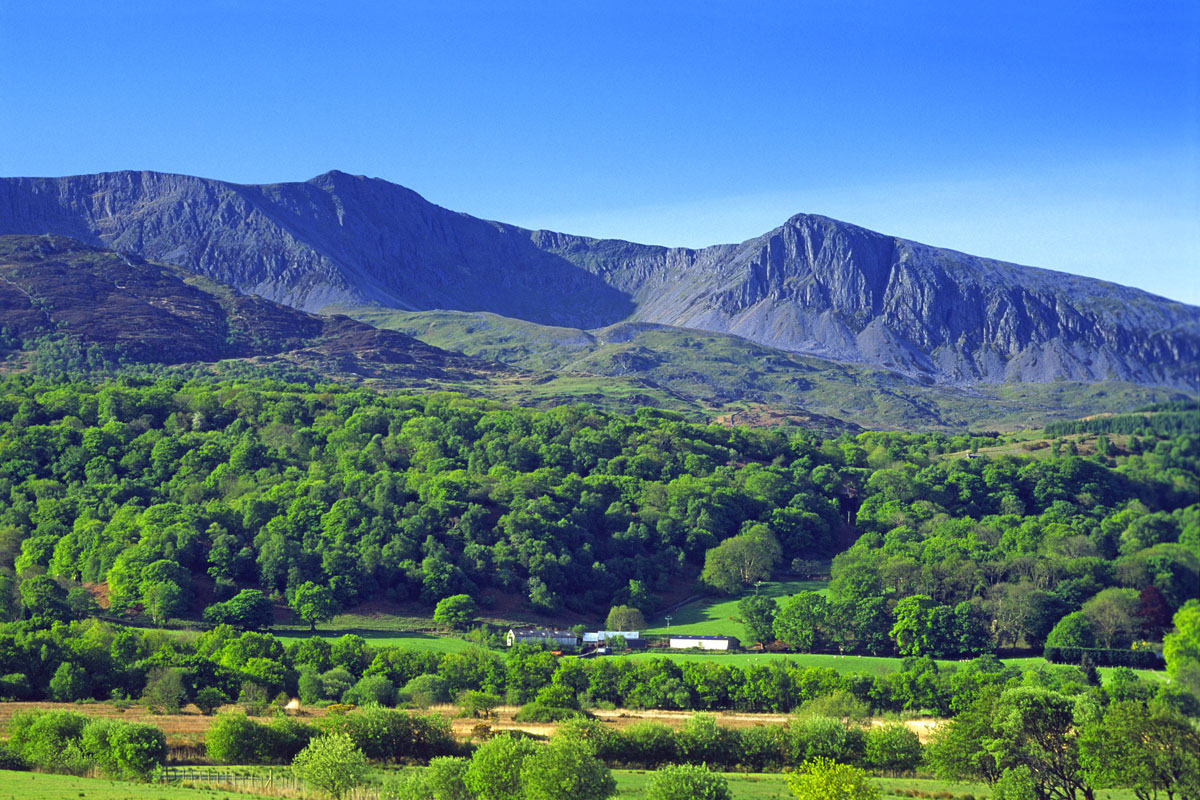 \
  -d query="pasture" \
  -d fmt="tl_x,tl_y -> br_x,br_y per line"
642,579 -> 829,643
273,628 -> 476,653
0,769 -> 273,799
